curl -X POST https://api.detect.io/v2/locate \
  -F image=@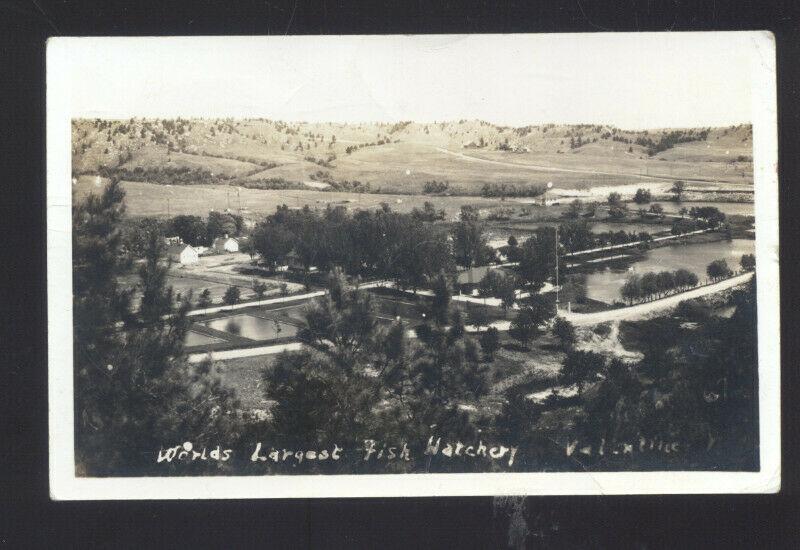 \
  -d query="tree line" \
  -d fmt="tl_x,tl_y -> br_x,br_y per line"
620,255 -> 754,305
620,269 -> 700,305
250,204 -> 455,291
